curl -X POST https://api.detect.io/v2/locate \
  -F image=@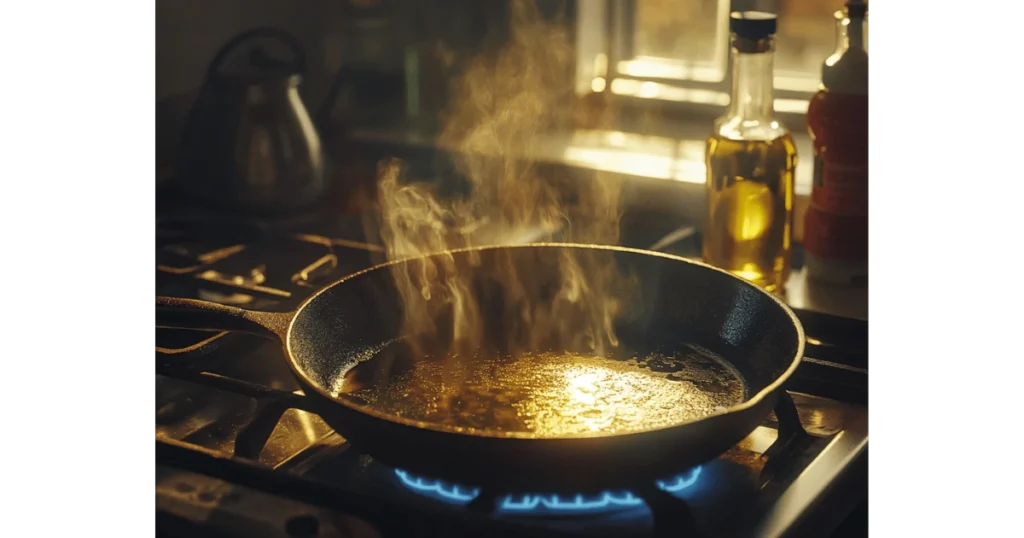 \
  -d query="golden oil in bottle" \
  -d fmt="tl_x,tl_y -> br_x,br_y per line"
704,134 -> 796,292
703,12 -> 797,293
